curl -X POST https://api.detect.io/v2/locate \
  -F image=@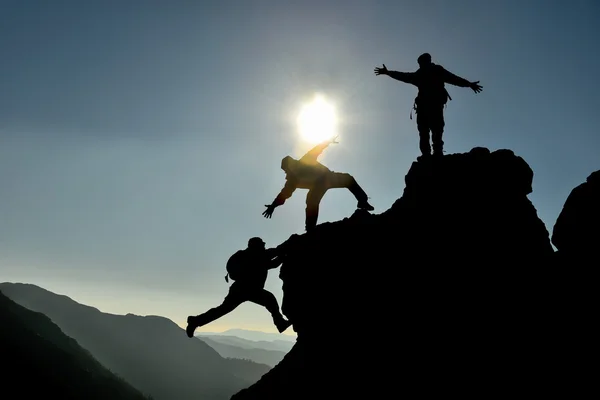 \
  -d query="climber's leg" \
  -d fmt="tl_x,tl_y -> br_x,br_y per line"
431,106 -> 446,156
247,289 -> 291,333
186,286 -> 246,338
416,109 -> 432,158
305,185 -> 327,231
326,172 -> 374,211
